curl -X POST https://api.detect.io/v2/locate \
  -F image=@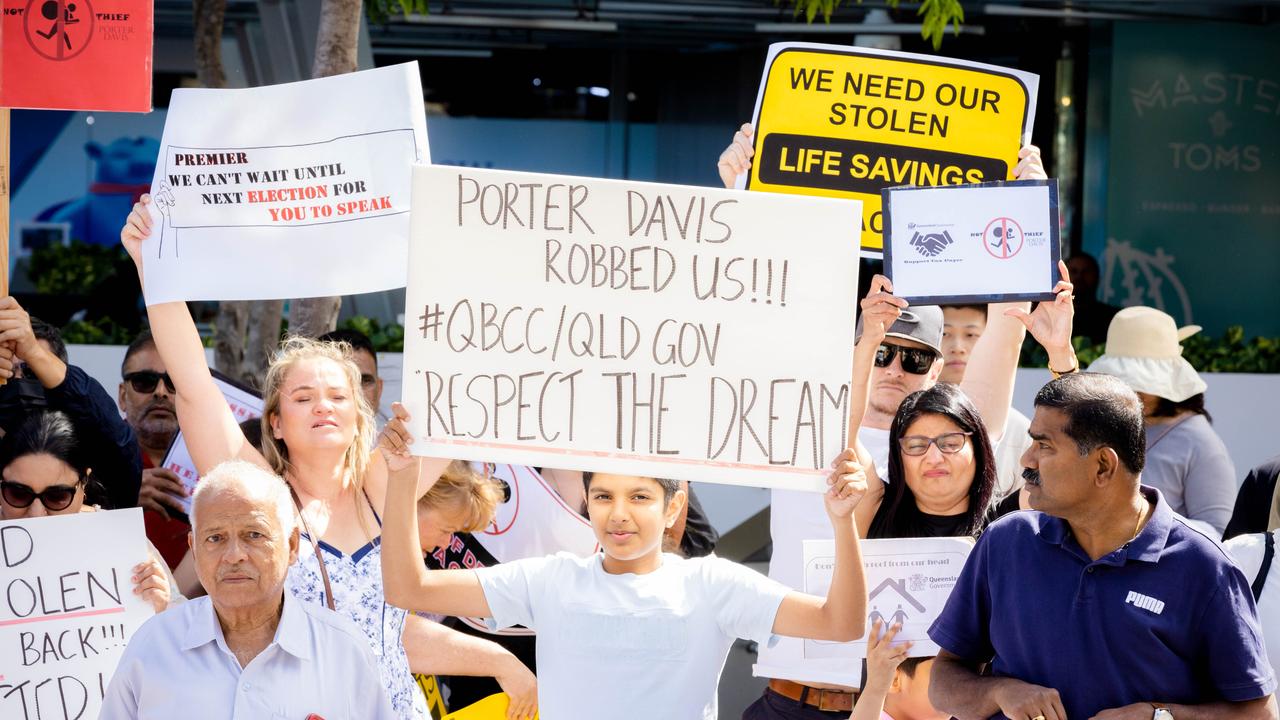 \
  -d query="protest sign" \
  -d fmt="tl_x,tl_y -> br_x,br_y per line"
402,165 -> 861,490
162,371 -> 264,514
744,42 -> 1039,257
883,179 -> 1061,304
0,508 -> 154,719
0,0 -> 152,112
141,62 -> 429,304
444,693 -> 534,720
804,538 -> 971,666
